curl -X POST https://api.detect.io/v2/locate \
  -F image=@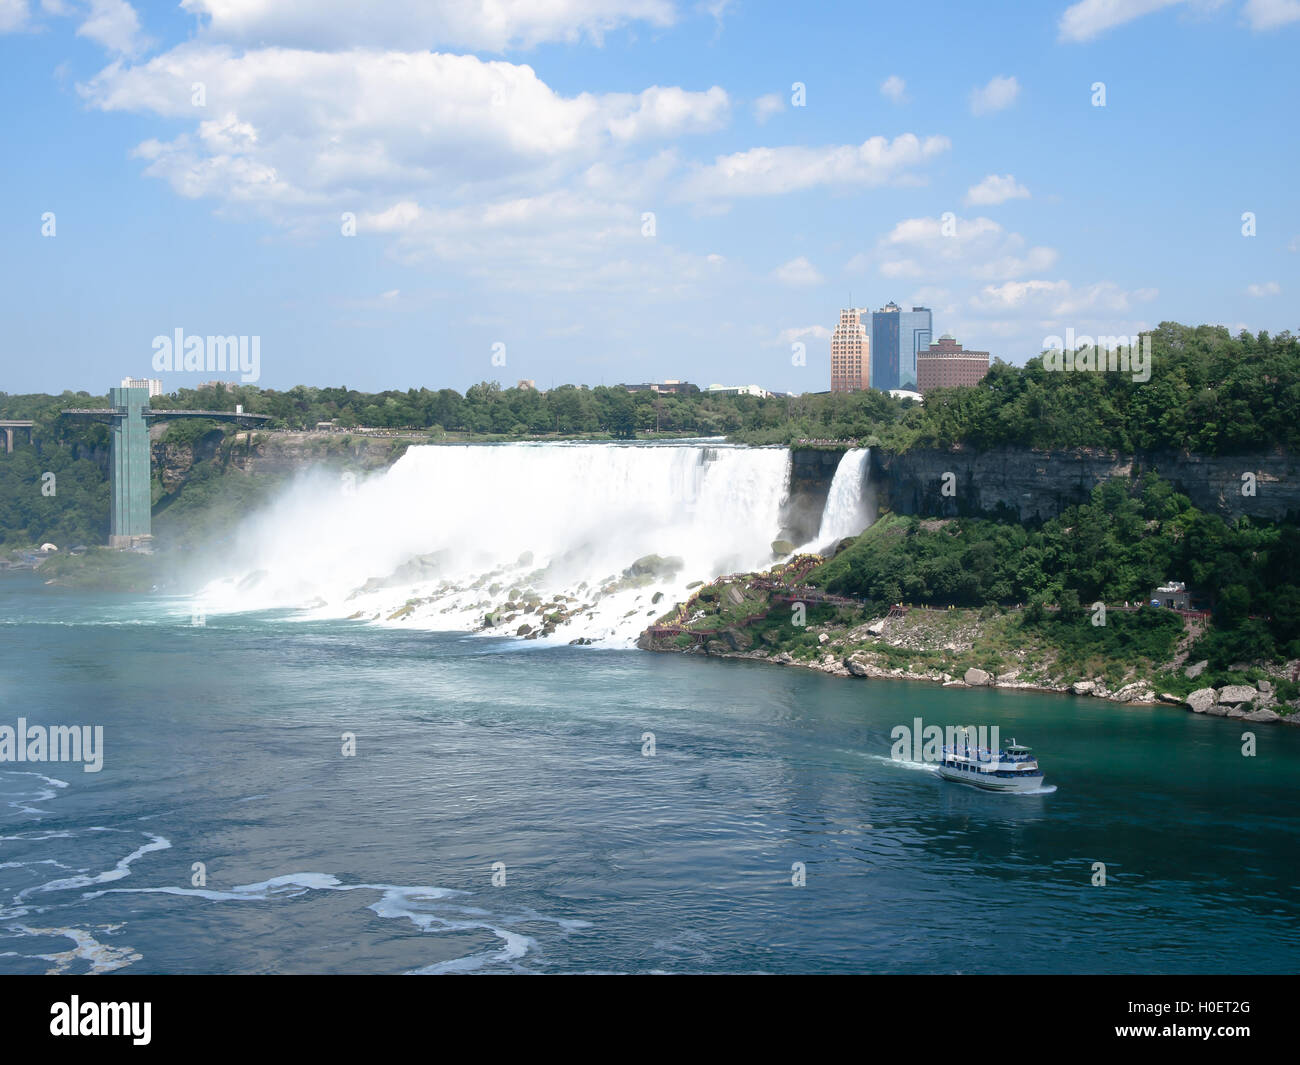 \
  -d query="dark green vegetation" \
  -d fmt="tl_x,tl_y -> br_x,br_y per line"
3,318 -> 1298,667
809,475 -> 1300,672
738,322 -> 1300,451
9,321 -> 1291,454
898,322 -> 1300,455
0,395 -> 110,547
